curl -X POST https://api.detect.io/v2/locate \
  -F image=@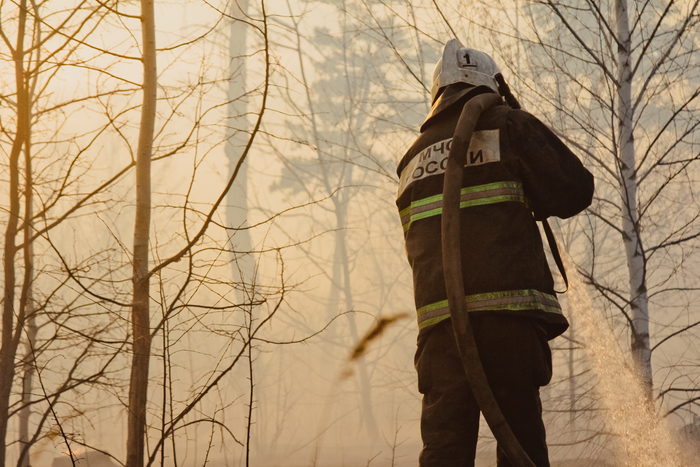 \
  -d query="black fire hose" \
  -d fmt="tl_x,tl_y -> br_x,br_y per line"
441,92 -> 537,467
